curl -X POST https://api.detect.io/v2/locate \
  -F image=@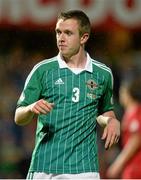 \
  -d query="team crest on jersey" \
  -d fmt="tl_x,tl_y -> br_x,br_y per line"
86,79 -> 97,90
